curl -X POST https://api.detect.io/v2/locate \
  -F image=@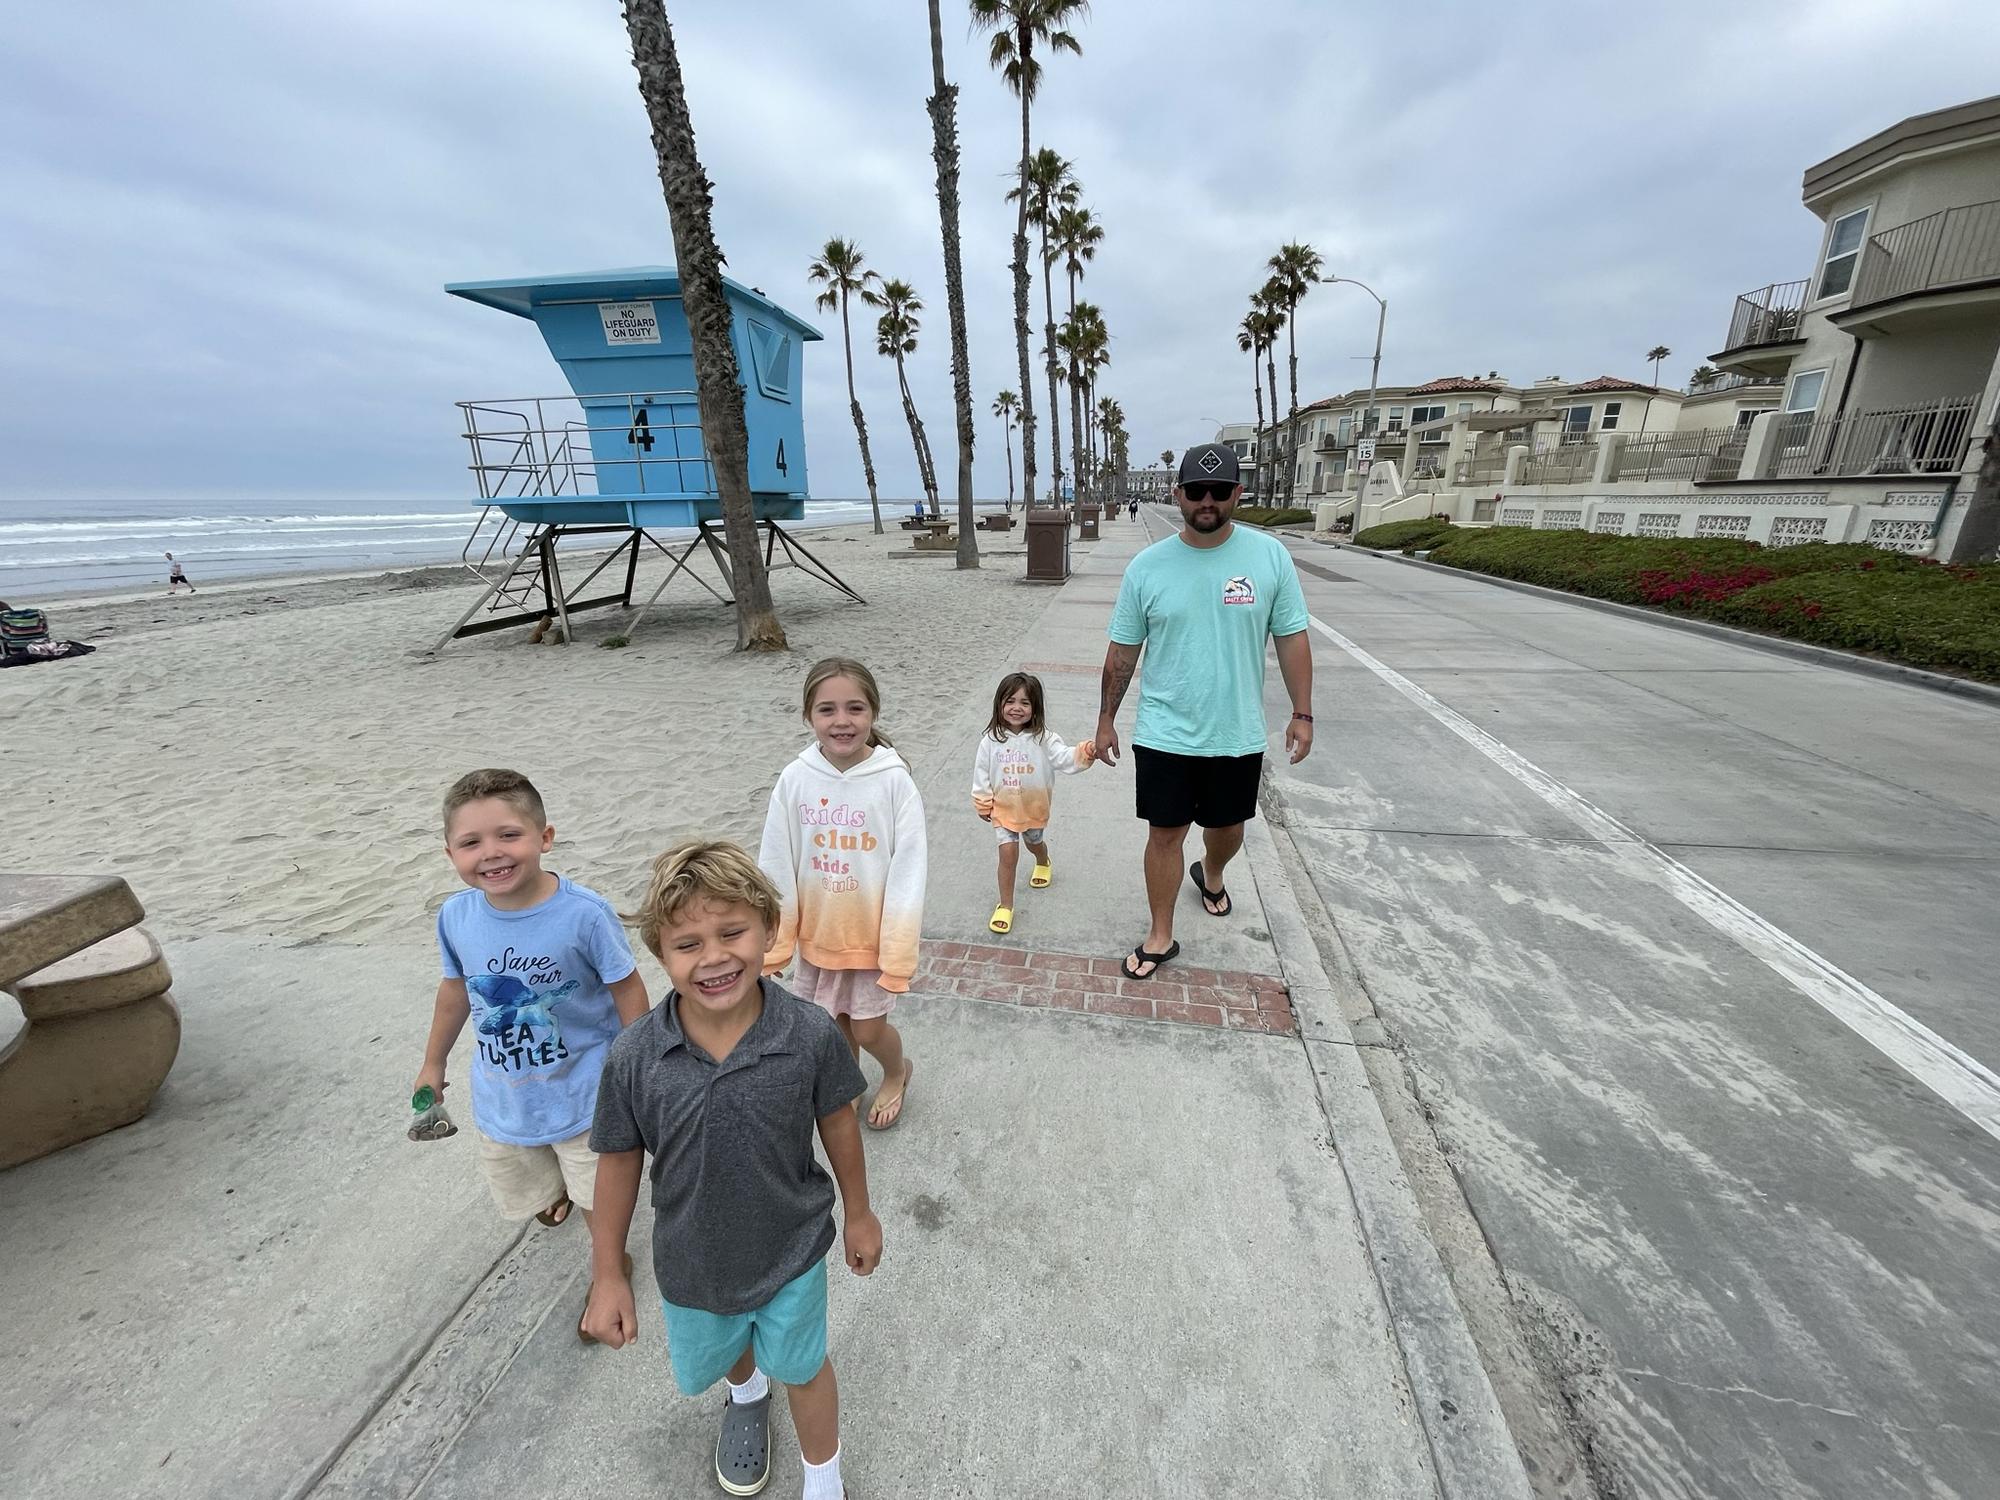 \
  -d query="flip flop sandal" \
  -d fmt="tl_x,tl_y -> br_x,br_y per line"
1121,940 -> 1181,981
1029,862 -> 1053,888
577,1252 -> 634,1344
1189,861 -> 1233,918
867,1060 -> 914,1131
989,905 -> 1013,934
715,1390 -> 773,1495
535,1192 -> 573,1228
